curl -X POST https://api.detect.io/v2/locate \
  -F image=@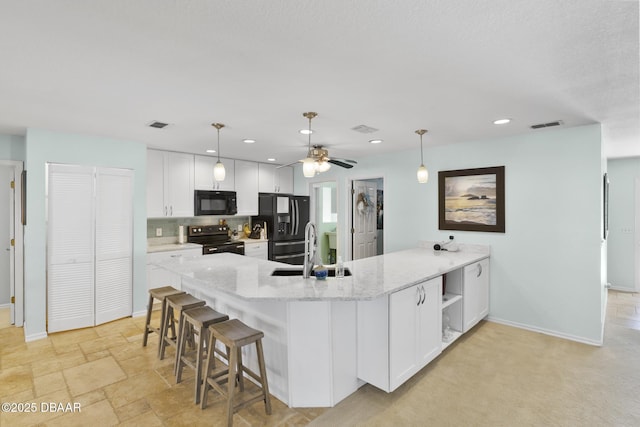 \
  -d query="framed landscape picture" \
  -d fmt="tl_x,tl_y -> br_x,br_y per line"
438,166 -> 505,233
